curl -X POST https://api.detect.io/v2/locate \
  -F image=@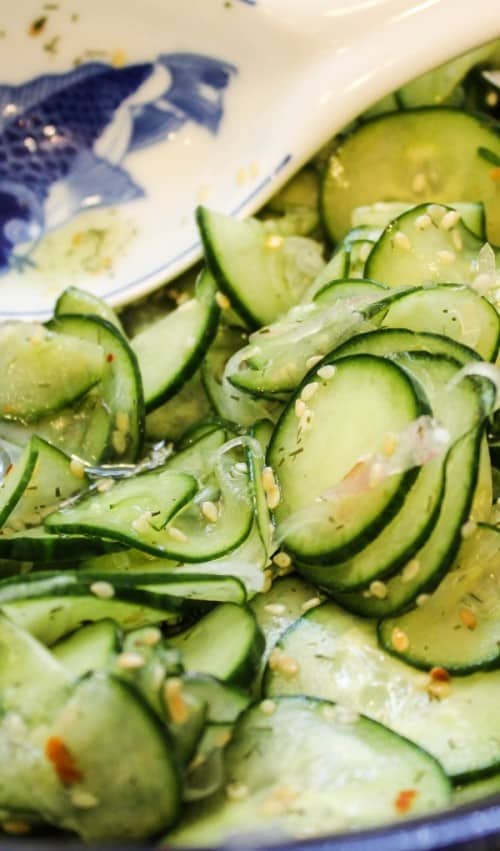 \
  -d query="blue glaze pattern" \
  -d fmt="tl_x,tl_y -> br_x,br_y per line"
0,53 -> 236,272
